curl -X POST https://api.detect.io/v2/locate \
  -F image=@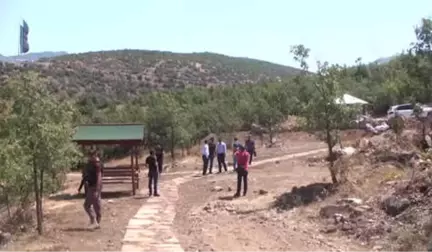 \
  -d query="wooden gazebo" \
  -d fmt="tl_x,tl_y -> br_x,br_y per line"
72,123 -> 145,195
